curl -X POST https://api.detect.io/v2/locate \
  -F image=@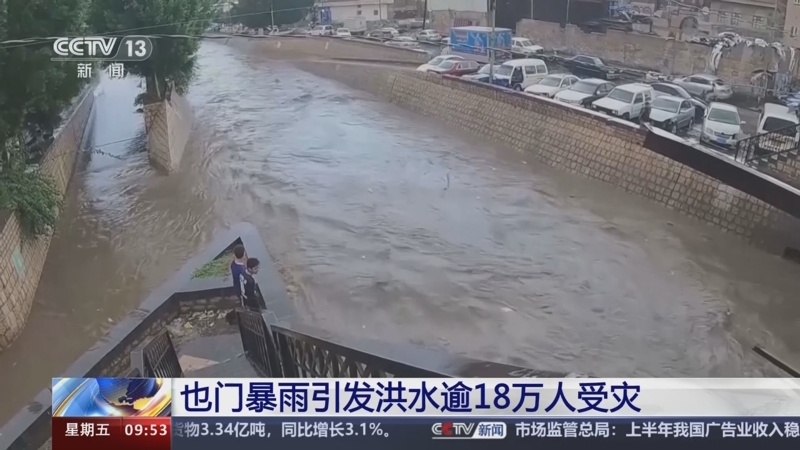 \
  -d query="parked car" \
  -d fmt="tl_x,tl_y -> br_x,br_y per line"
309,25 -> 334,36
650,82 -> 707,121
511,37 -> 544,58
524,73 -> 579,98
554,78 -> 615,107
673,74 -> 733,101
417,55 -> 464,72
429,59 -> 481,76
416,29 -> 442,42
591,83 -> 654,121
367,30 -> 384,39
380,27 -> 400,38
562,55 -> 621,80
386,36 -> 420,48
642,95 -> 696,134
492,58 -> 549,91
753,103 -> 800,155
462,63 -> 496,82
335,28 -> 352,37
700,102 -> 744,148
